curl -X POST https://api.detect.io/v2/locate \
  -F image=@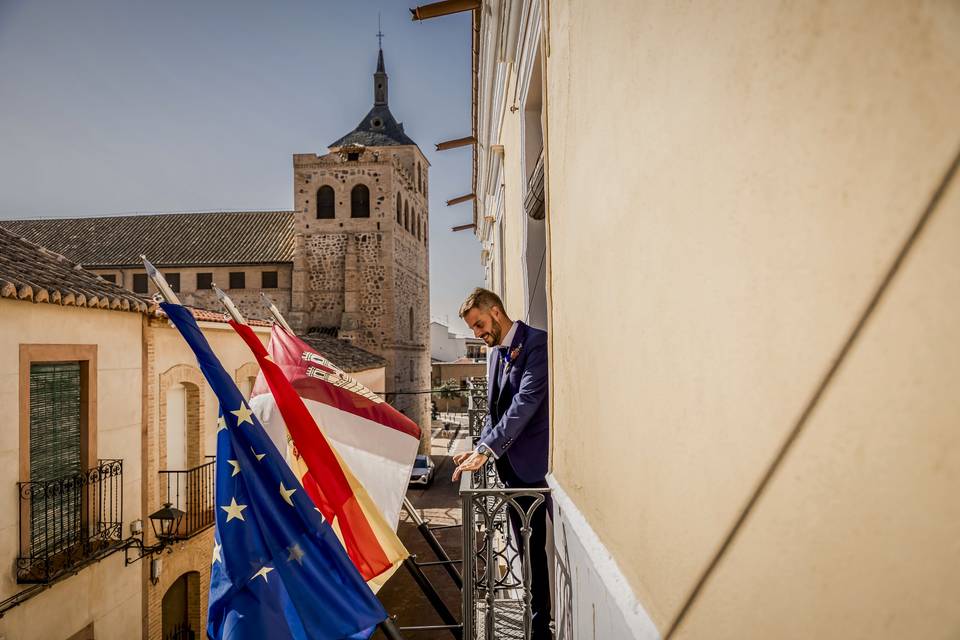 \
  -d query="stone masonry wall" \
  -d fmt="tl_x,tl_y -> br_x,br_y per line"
304,233 -> 348,328
292,147 -> 431,441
